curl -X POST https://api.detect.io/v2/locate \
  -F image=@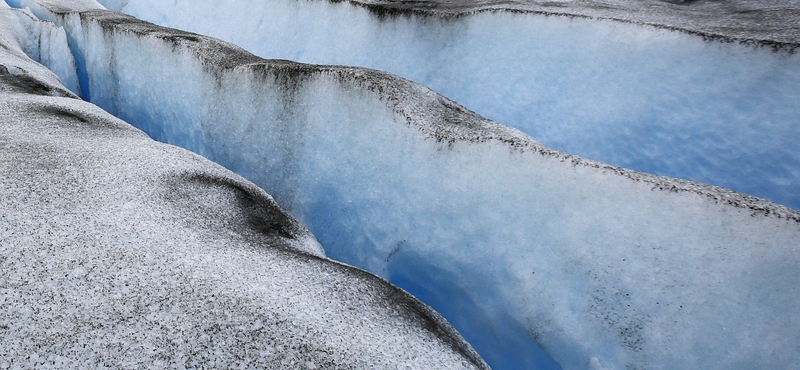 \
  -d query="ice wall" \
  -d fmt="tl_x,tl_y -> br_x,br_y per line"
0,13 -> 487,369
0,5 -> 79,95
100,0 -> 800,210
